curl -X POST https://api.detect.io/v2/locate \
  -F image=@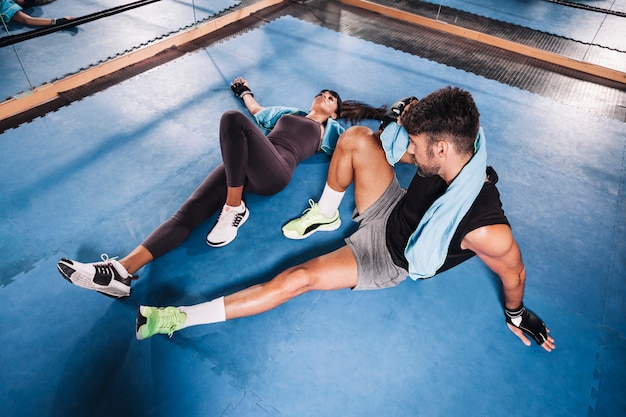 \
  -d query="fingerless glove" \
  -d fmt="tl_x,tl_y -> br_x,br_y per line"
51,18 -> 71,26
379,96 -> 417,131
505,303 -> 548,345
231,82 -> 253,99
